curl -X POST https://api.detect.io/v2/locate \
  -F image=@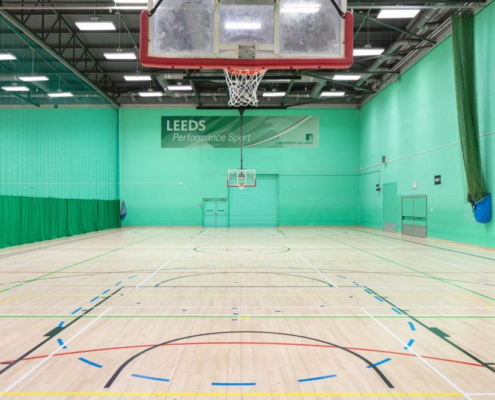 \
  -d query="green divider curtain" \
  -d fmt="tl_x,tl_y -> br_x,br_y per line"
451,10 -> 487,204
0,196 -> 121,249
